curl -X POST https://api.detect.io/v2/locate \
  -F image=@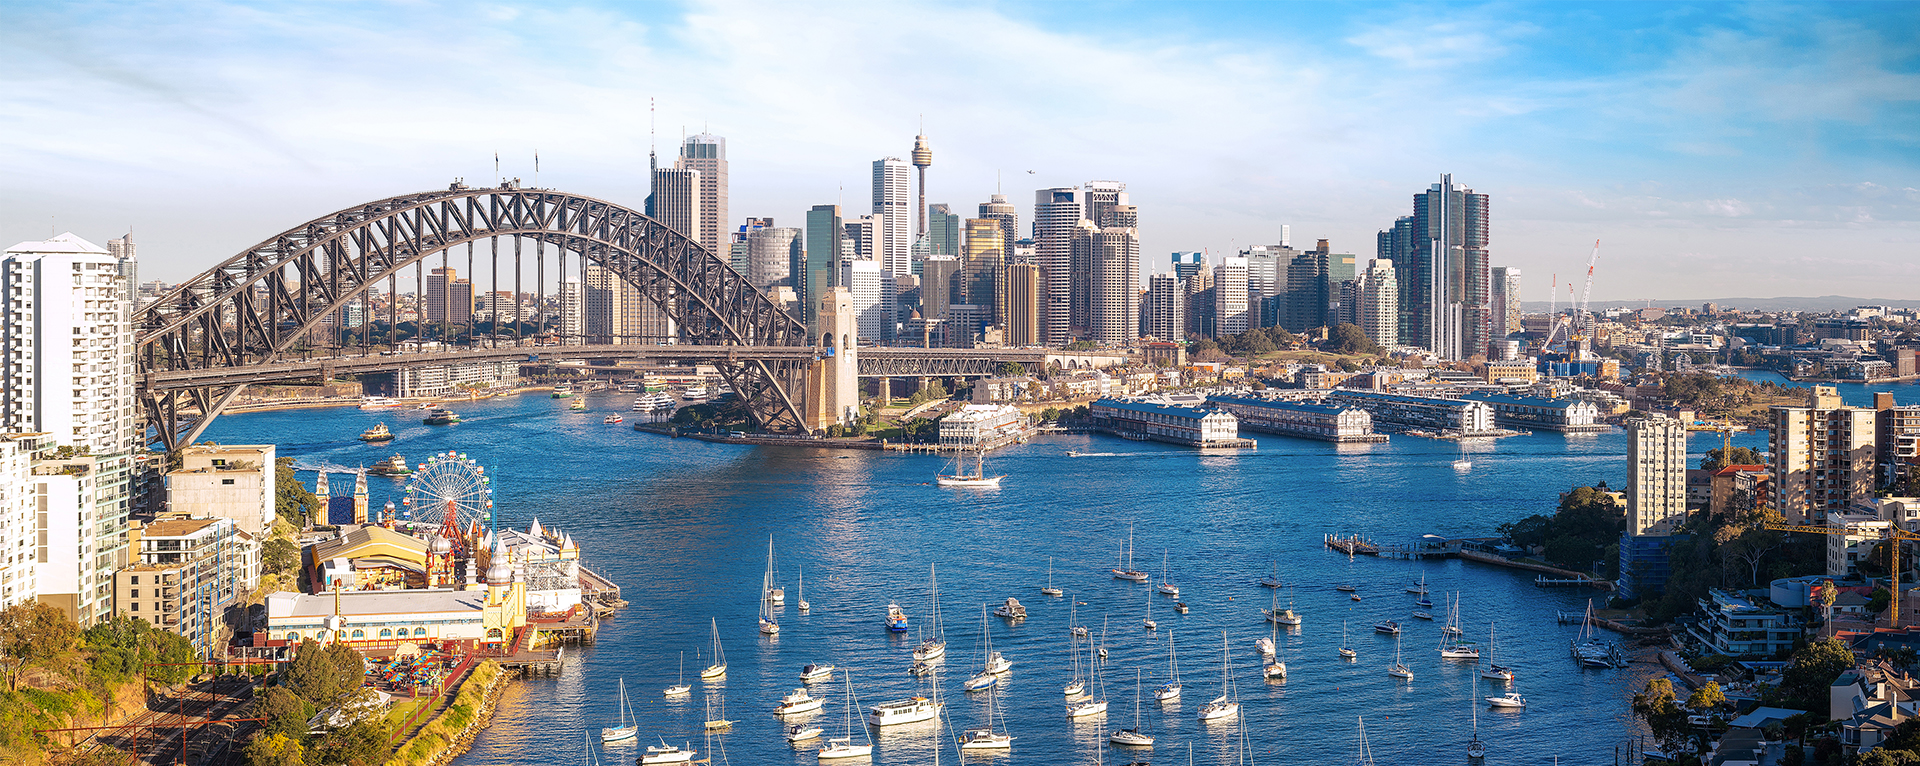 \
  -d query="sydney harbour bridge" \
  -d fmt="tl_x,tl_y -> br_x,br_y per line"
135,182 -> 1126,450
